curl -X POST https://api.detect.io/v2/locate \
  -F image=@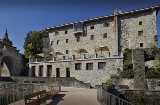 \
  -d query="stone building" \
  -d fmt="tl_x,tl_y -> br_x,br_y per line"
28,5 -> 160,86
0,30 -> 23,76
